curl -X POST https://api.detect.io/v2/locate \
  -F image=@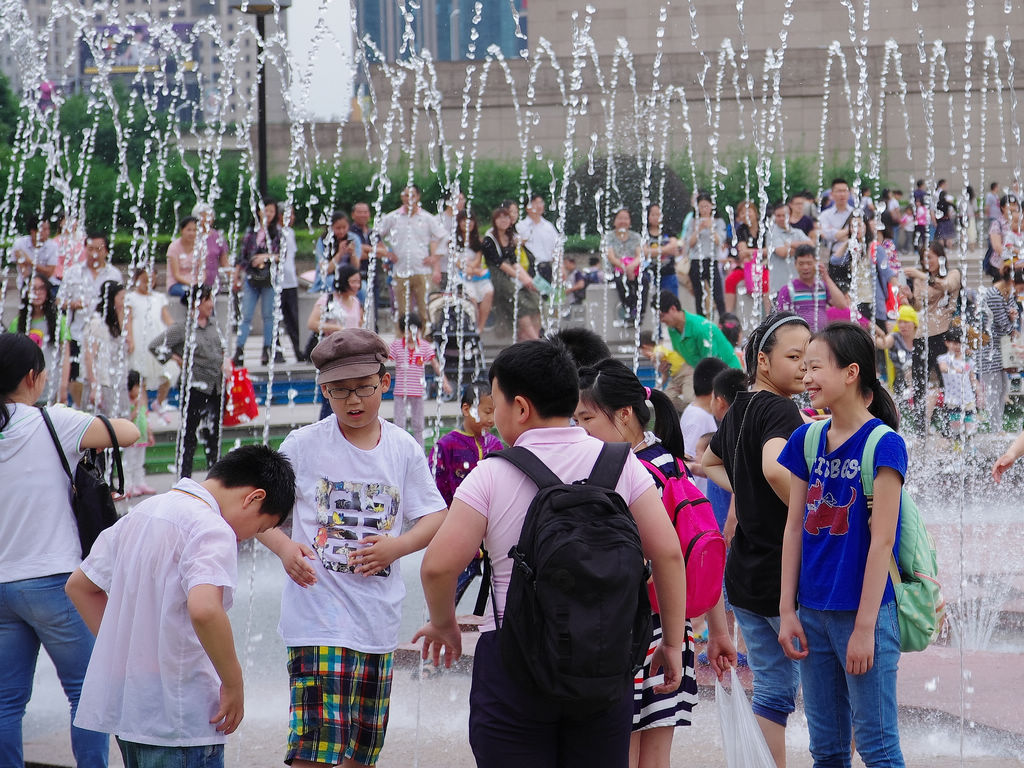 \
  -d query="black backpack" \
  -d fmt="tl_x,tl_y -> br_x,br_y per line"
489,443 -> 653,712
38,407 -> 123,558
